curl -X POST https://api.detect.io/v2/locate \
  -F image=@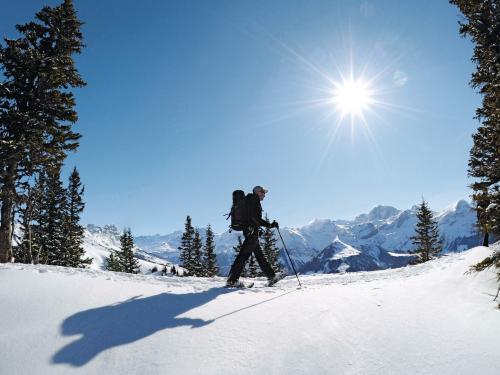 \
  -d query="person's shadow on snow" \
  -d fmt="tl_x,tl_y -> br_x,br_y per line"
52,287 -> 229,367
